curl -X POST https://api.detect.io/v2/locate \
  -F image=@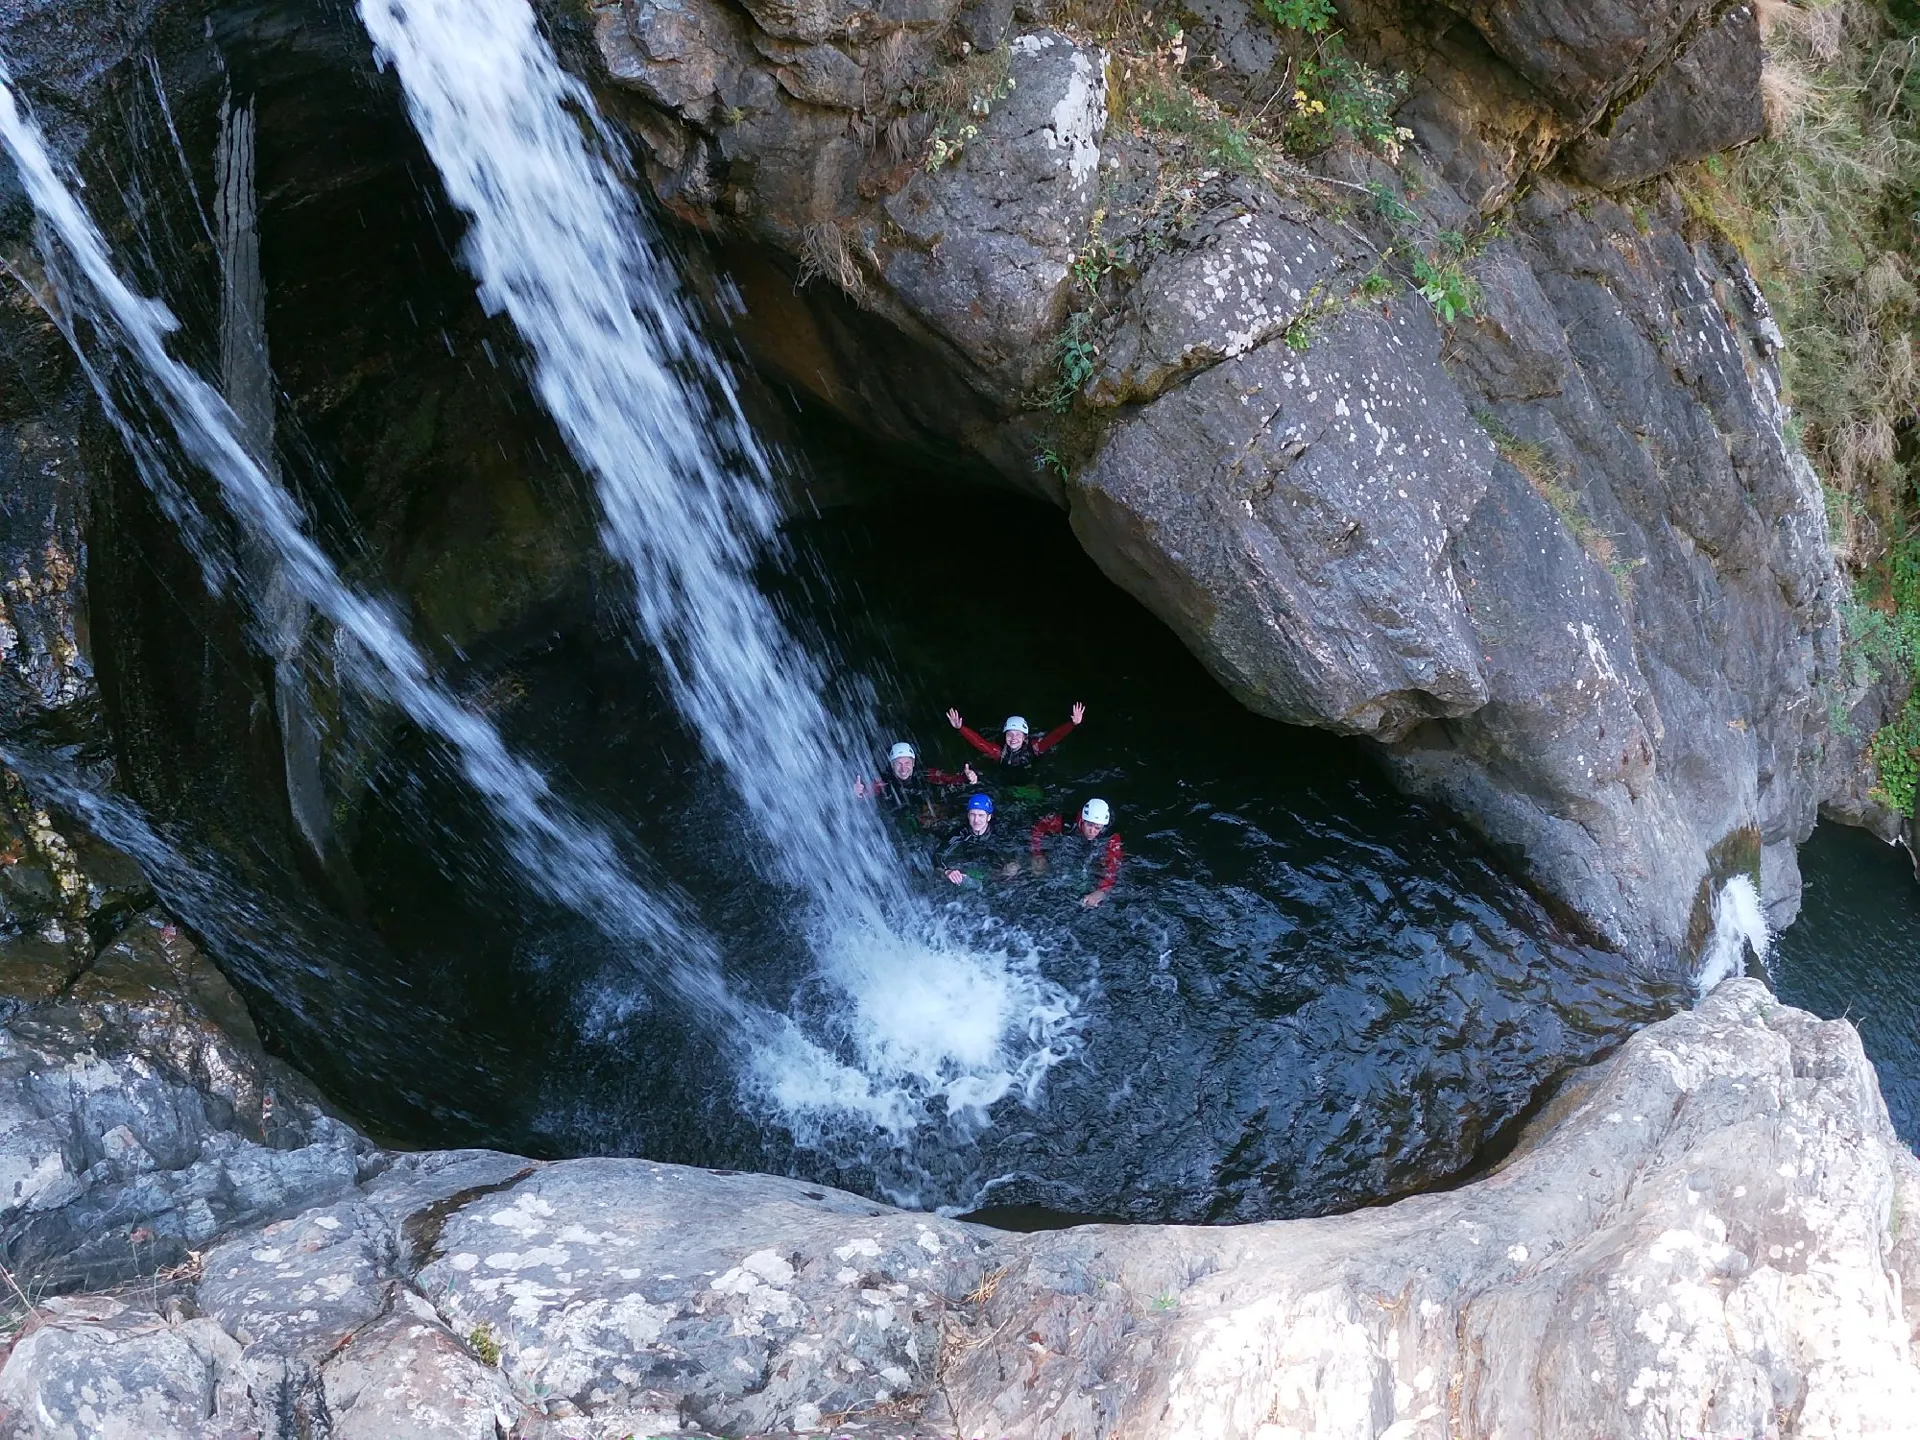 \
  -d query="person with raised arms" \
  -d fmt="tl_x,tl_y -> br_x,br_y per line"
946,703 -> 1085,770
